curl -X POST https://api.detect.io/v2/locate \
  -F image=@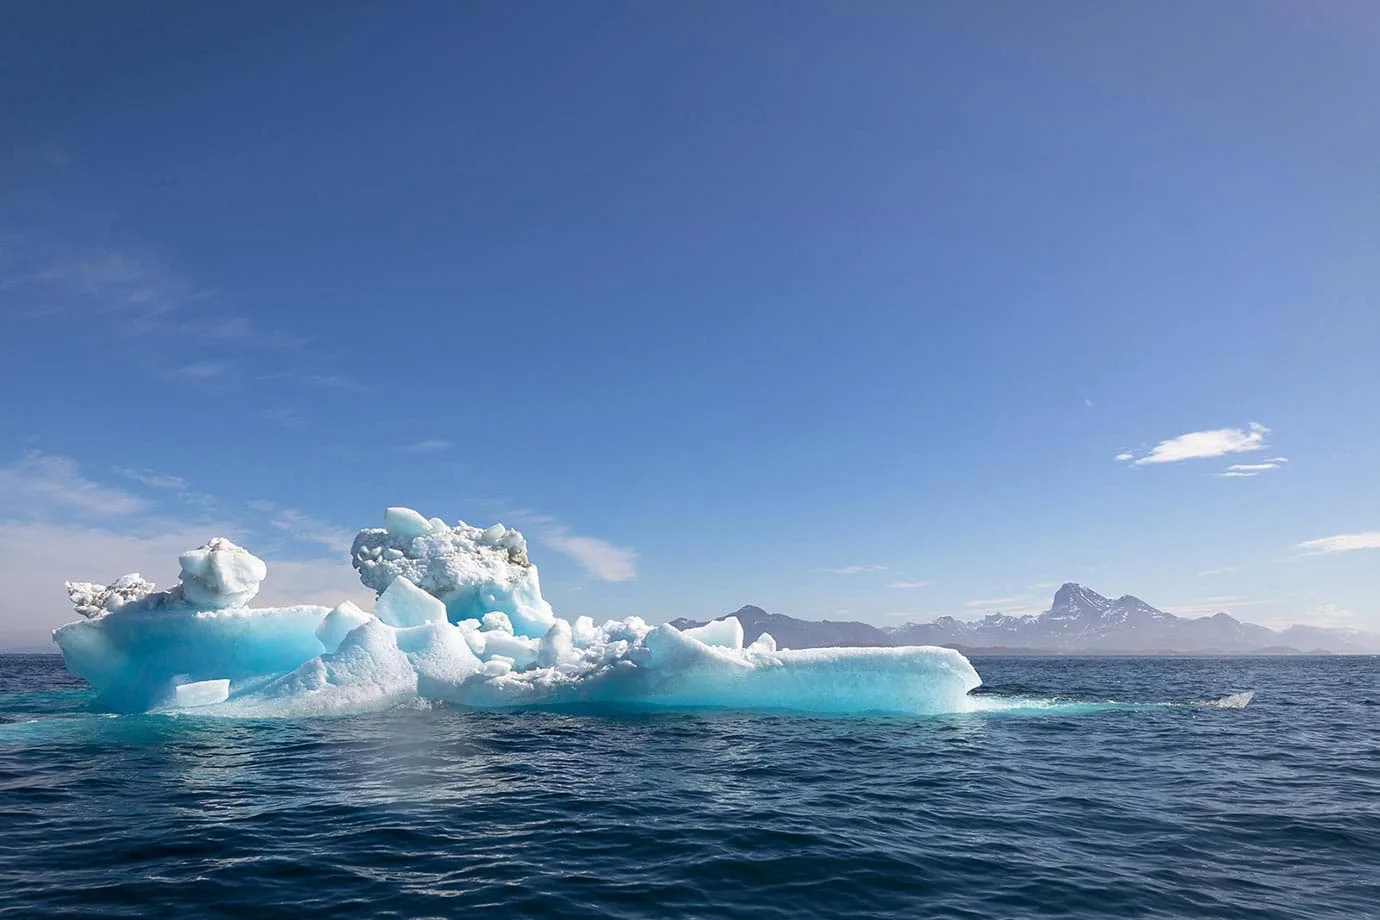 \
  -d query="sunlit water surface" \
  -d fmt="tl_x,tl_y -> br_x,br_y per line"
2,654 -> 1376,918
